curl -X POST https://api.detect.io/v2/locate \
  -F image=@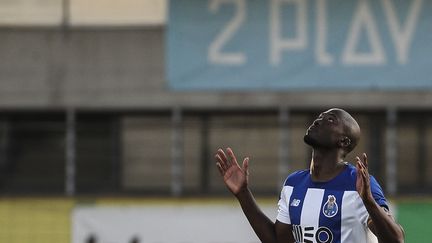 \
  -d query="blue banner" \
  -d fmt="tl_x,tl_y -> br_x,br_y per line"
167,0 -> 431,90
